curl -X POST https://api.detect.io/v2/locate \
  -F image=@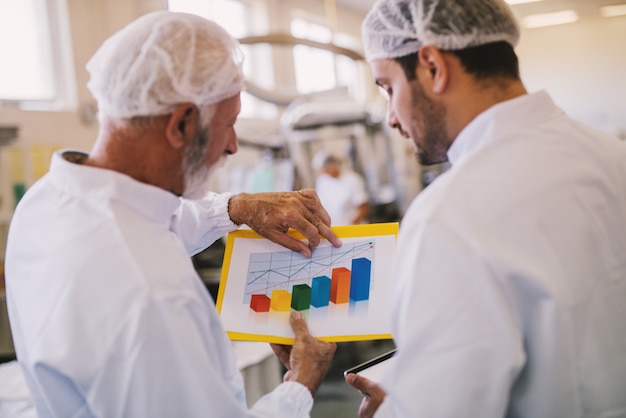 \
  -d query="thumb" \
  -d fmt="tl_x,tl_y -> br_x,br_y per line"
289,311 -> 309,337
345,373 -> 386,401
345,373 -> 369,395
